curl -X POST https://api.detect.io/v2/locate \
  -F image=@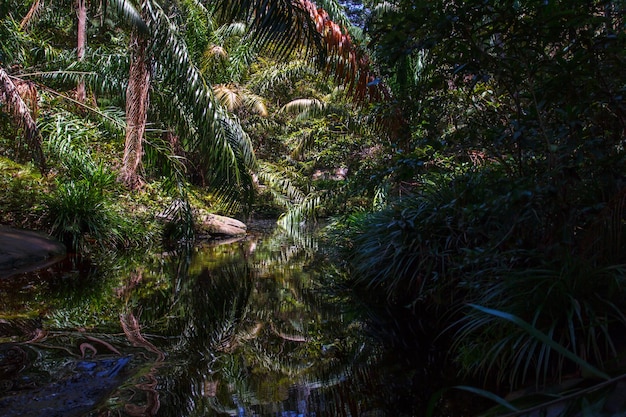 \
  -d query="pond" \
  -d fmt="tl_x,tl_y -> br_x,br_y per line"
0,222 -> 478,417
